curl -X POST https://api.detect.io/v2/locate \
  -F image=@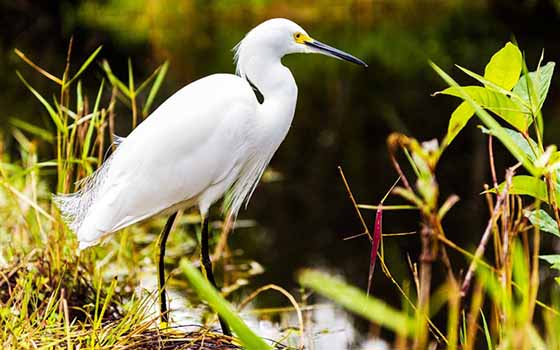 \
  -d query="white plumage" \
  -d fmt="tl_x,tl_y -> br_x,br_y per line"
54,18 -> 366,250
